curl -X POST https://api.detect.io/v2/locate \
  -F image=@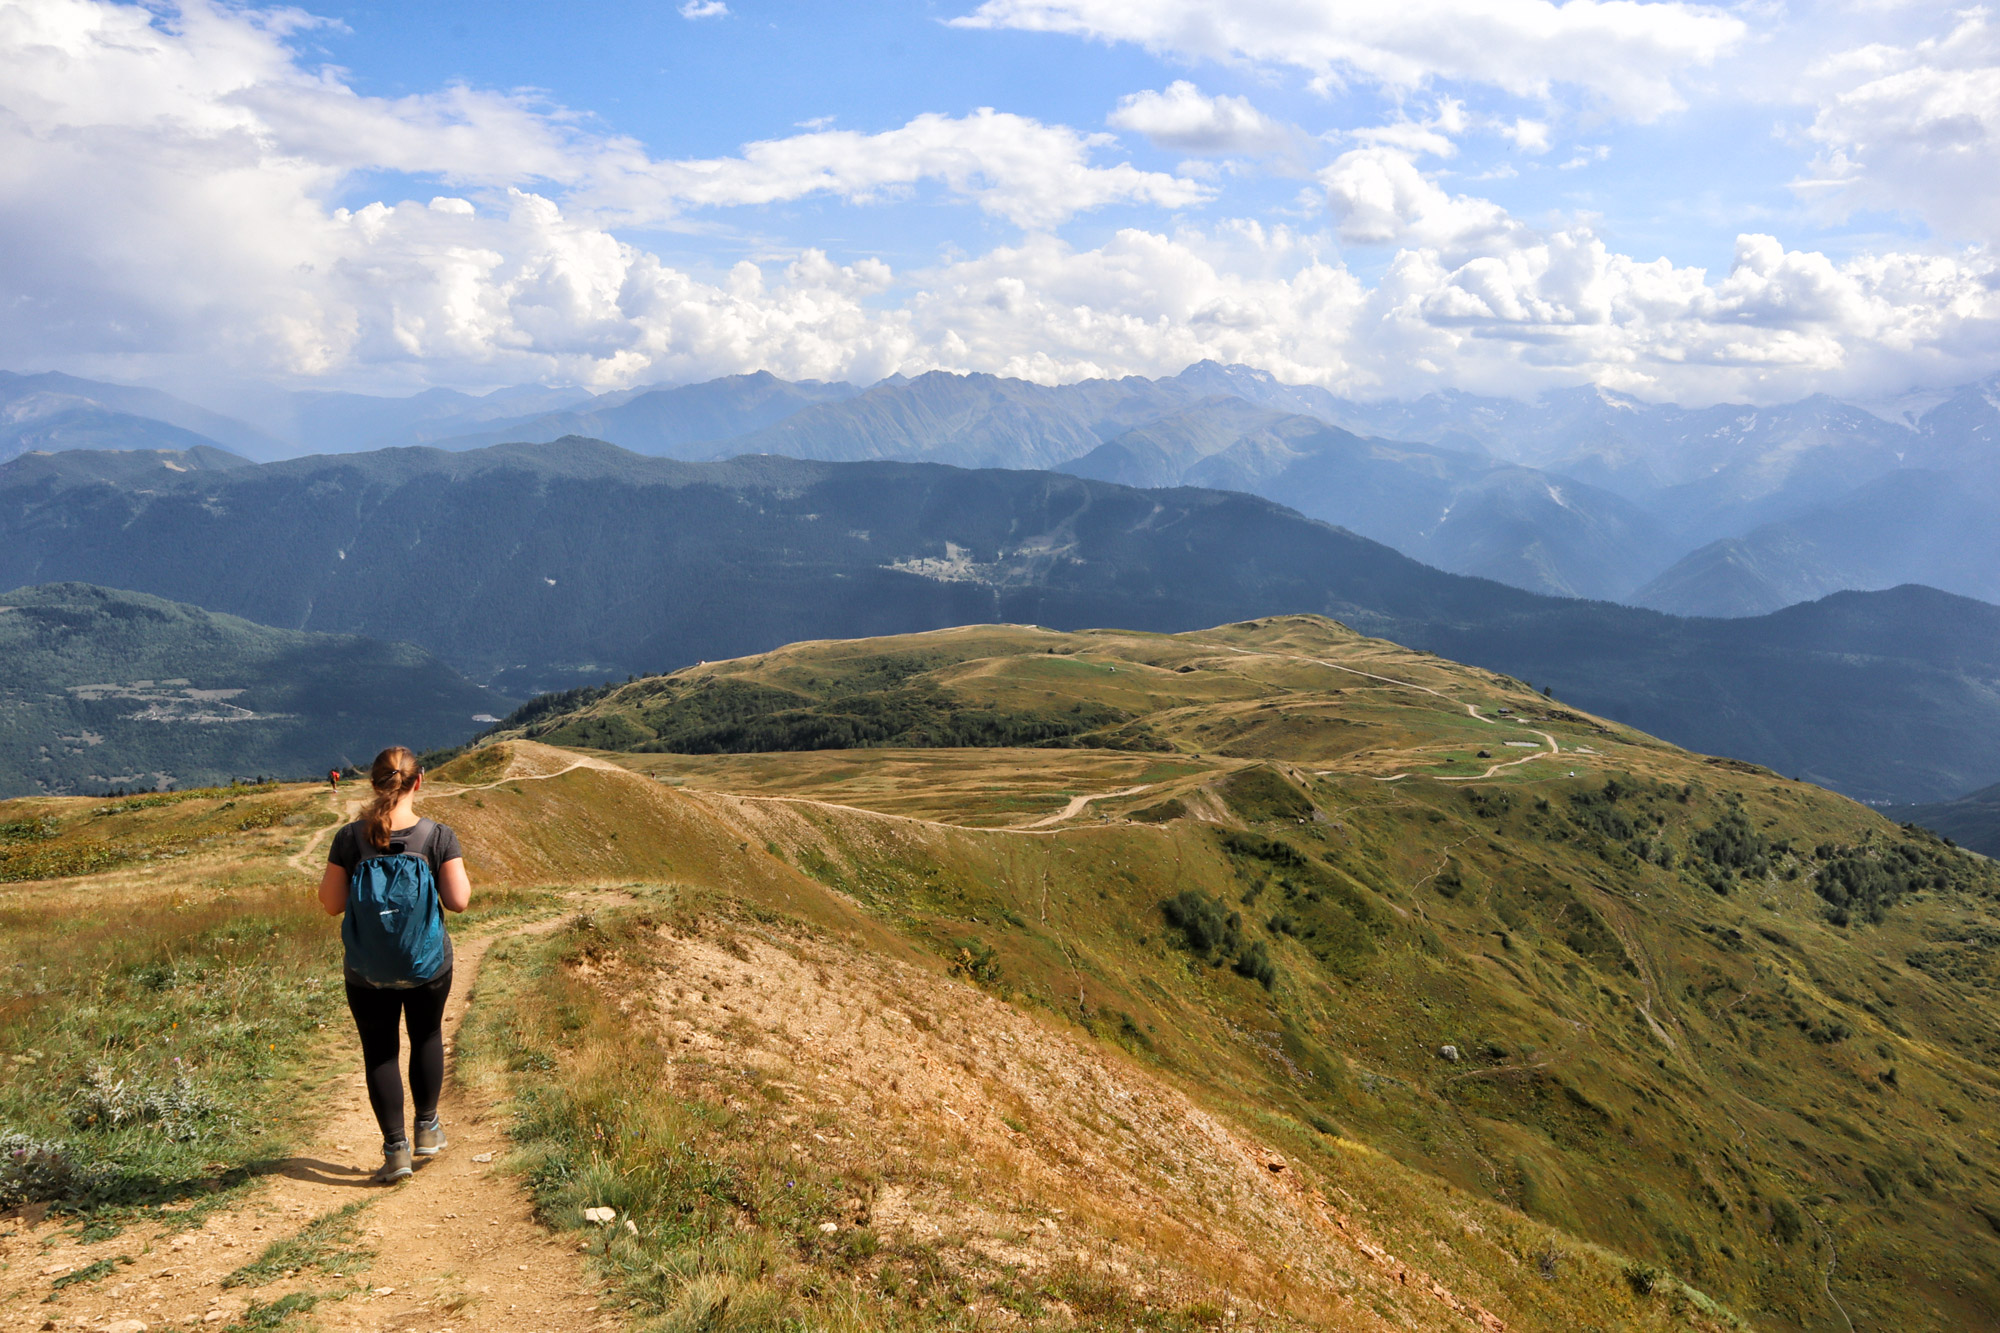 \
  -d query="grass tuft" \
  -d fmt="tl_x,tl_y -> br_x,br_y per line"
222,1200 -> 375,1288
